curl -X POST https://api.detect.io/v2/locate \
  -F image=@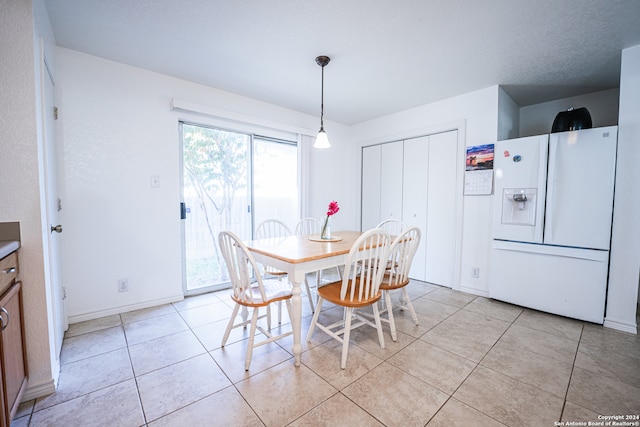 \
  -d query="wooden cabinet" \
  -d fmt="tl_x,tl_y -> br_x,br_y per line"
0,251 -> 27,427
361,131 -> 459,286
